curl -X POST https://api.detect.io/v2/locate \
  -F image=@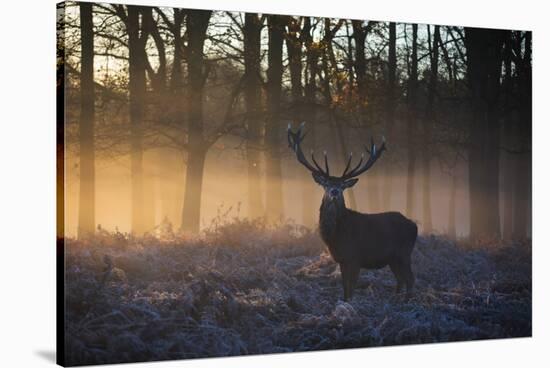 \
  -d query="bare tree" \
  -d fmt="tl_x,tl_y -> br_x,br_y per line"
421,25 -> 440,234
265,15 -> 285,222
405,24 -> 418,219
78,2 -> 96,238
126,5 -> 150,235
512,31 -> 532,240
382,22 -> 397,210
300,17 -> 320,227
180,9 -> 212,232
464,27 -> 505,239
352,20 -> 380,212
244,13 -> 265,219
